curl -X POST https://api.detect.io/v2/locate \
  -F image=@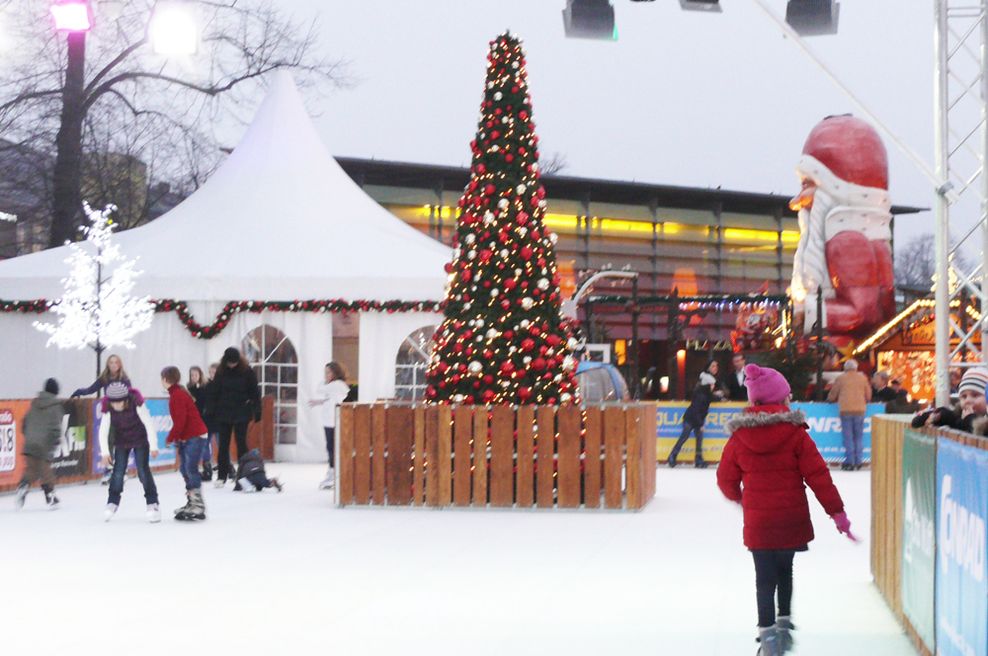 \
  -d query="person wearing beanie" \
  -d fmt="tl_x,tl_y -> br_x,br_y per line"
207,347 -> 261,486
826,359 -> 873,470
668,364 -> 723,469
98,382 -> 161,523
912,366 -> 988,434
15,379 -> 66,510
718,364 -> 855,655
